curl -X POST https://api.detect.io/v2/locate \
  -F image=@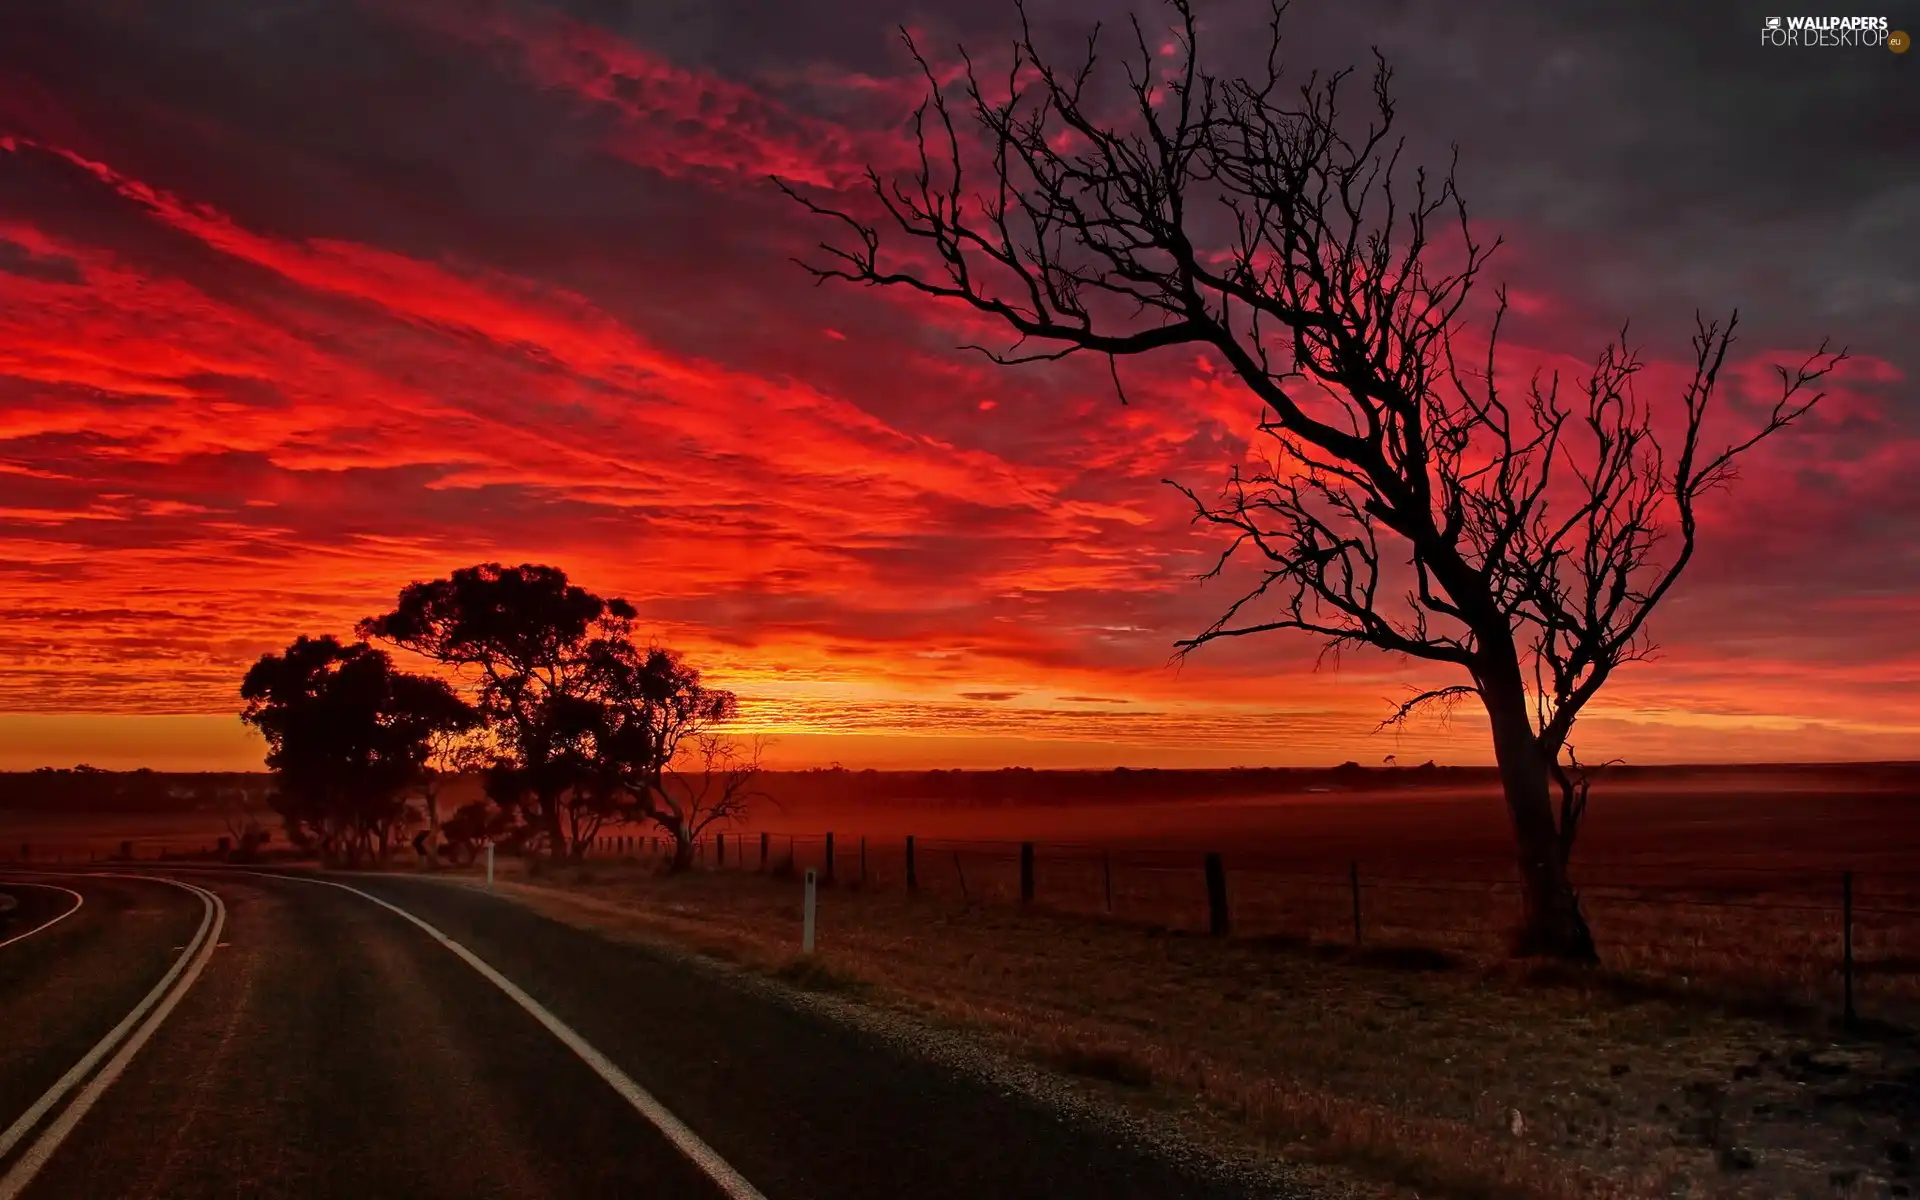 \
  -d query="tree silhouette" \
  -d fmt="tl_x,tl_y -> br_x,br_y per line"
578,640 -> 740,871
652,734 -> 769,867
780,1 -> 1844,958
239,635 -> 467,866
360,563 -> 637,861
410,694 -> 484,867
